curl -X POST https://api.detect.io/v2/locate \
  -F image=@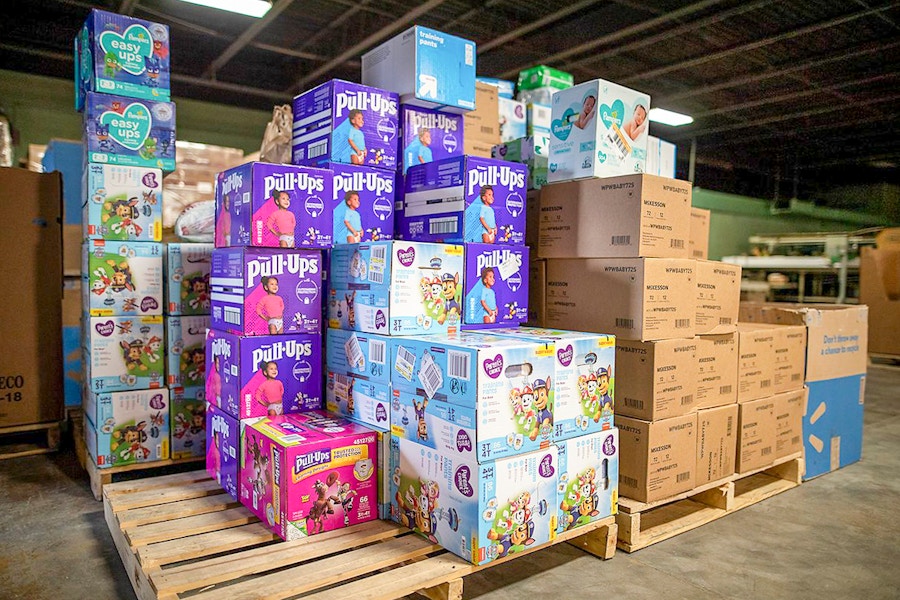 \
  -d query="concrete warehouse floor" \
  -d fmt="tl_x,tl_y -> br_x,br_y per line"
1,365 -> 898,600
